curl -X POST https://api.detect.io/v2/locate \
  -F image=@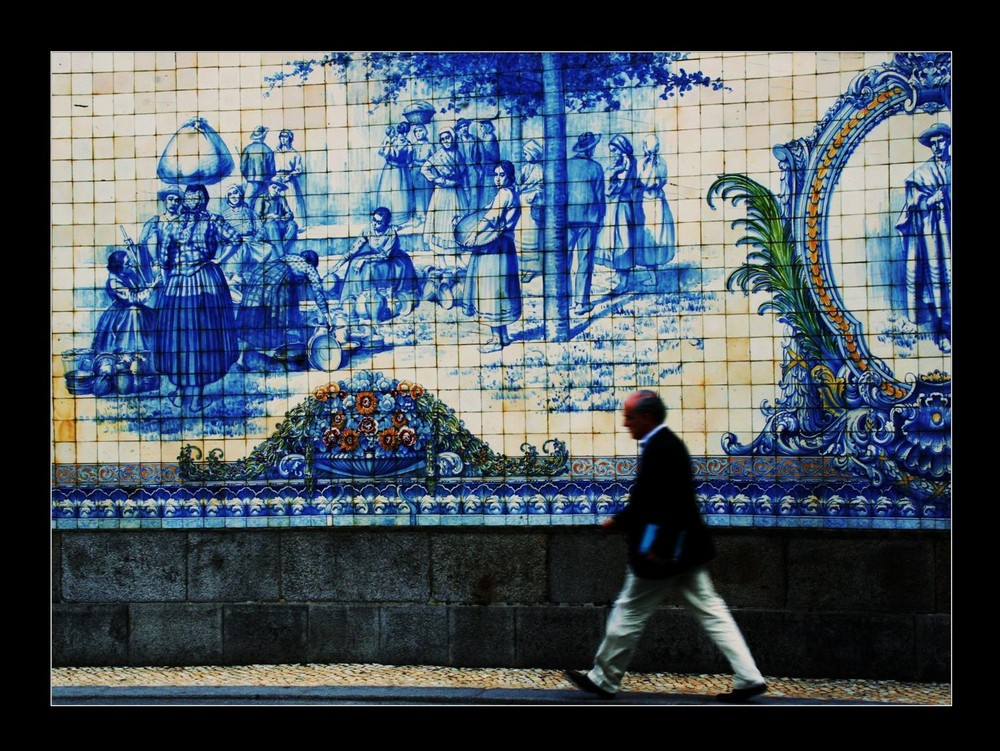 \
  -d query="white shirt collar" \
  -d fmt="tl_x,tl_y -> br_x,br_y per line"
638,423 -> 667,449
